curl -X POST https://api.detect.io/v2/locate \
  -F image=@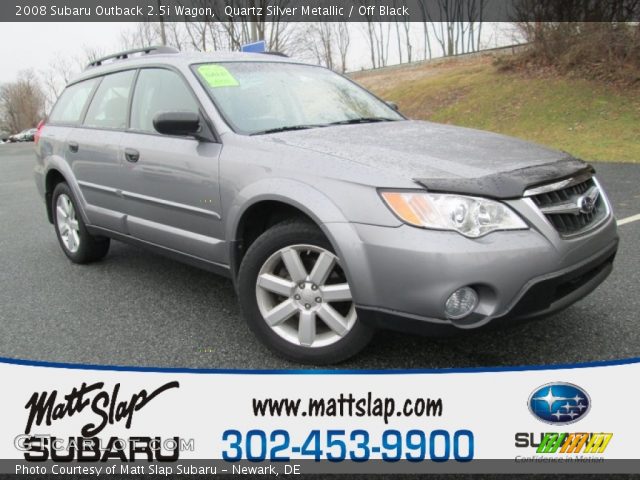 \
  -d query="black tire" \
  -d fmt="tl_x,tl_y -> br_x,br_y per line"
238,220 -> 374,364
52,182 -> 110,264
